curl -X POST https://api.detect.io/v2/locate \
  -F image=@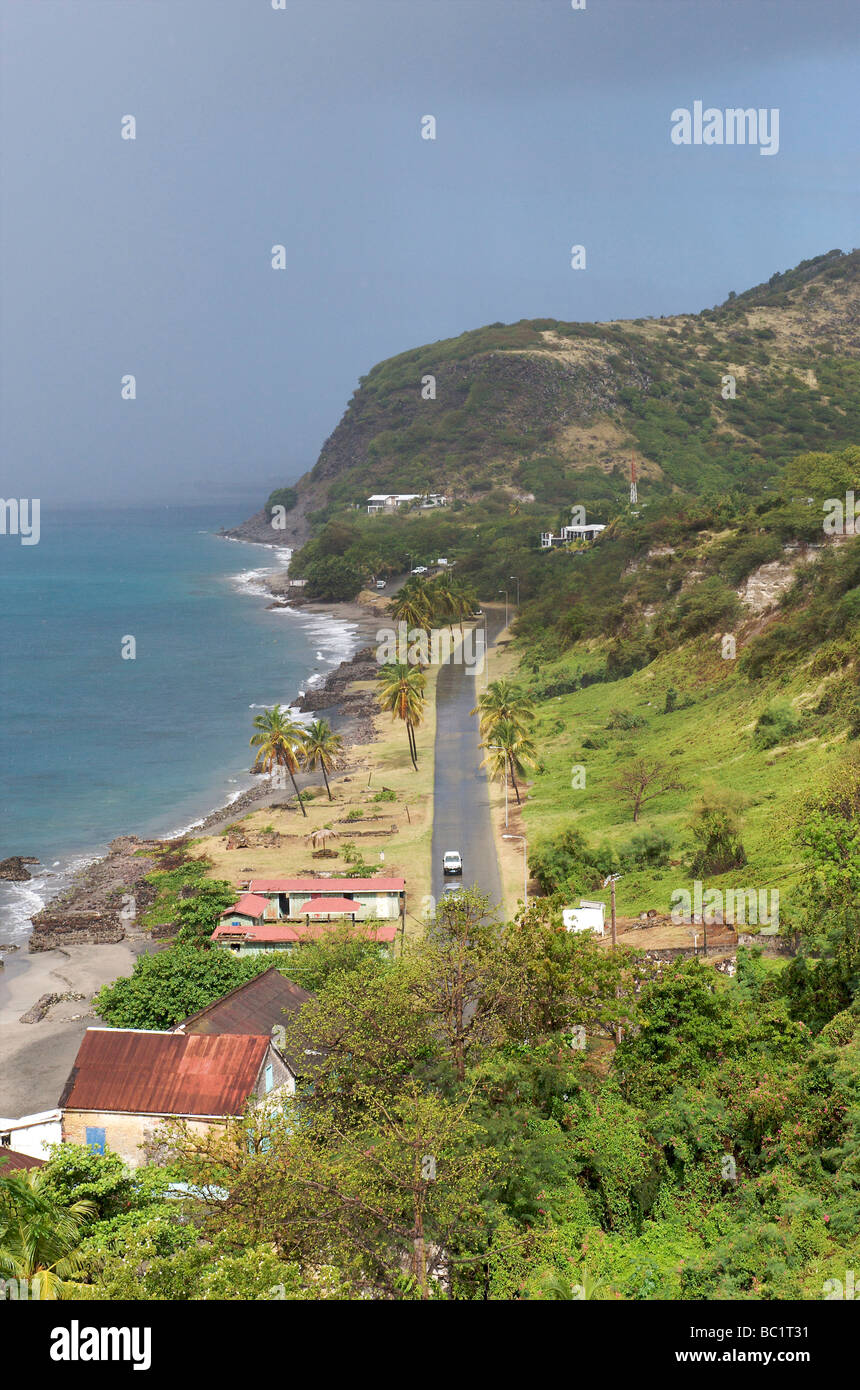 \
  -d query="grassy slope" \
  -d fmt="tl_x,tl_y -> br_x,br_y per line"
521,628 -> 850,920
